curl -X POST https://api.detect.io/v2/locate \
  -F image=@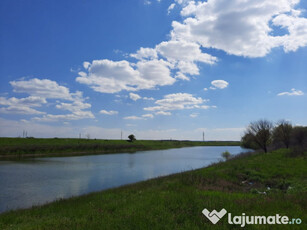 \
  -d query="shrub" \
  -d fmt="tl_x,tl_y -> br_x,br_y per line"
222,151 -> 231,160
